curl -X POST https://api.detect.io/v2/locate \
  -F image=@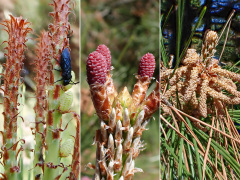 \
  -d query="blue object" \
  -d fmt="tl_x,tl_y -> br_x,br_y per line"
60,48 -> 73,86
